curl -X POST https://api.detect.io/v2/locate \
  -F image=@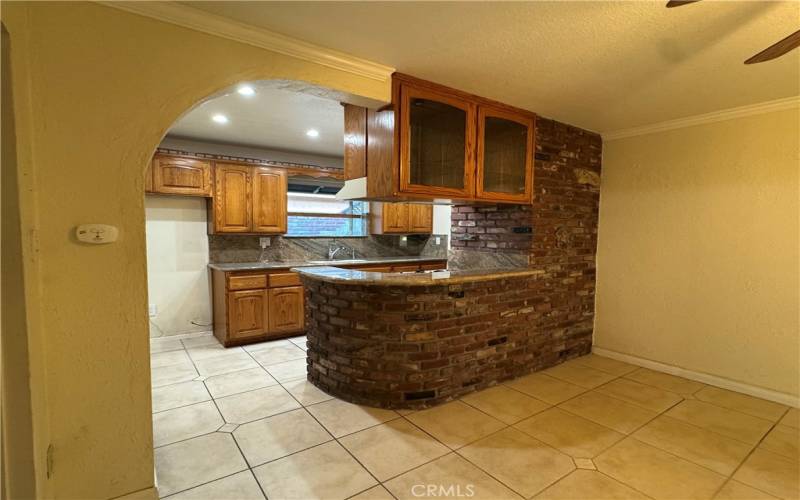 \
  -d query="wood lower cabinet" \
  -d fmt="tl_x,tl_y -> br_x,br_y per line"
268,286 -> 304,334
227,289 -> 268,340
212,164 -> 287,234
372,202 -> 433,234
146,154 -> 213,197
